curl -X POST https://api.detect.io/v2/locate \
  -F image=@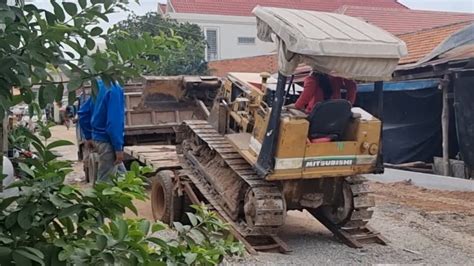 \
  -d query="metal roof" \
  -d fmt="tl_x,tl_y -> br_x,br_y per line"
253,6 -> 408,81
